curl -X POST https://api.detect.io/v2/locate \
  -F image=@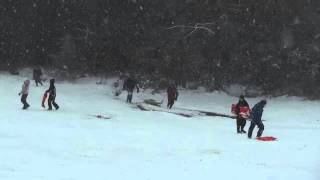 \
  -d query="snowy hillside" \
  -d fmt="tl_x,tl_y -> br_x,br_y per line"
0,73 -> 319,180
